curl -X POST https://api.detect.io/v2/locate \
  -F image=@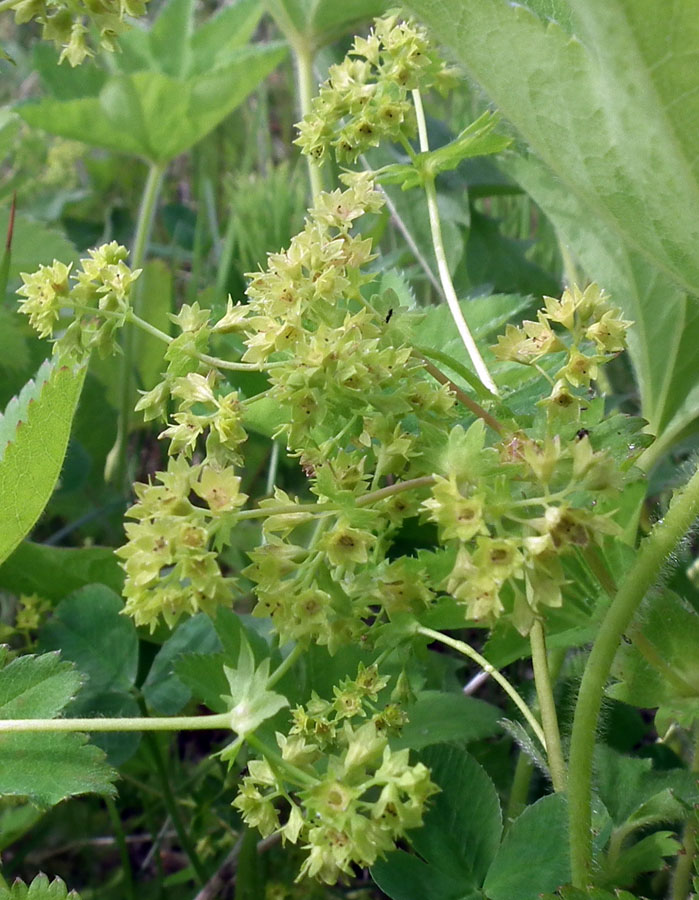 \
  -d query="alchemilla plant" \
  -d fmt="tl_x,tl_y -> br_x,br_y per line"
0,4 -> 698,900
